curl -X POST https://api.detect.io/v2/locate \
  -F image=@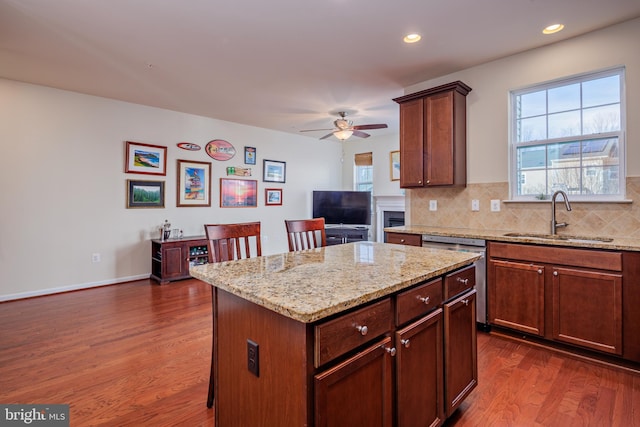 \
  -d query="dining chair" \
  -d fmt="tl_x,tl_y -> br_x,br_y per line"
284,218 -> 327,251
203,221 -> 262,408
